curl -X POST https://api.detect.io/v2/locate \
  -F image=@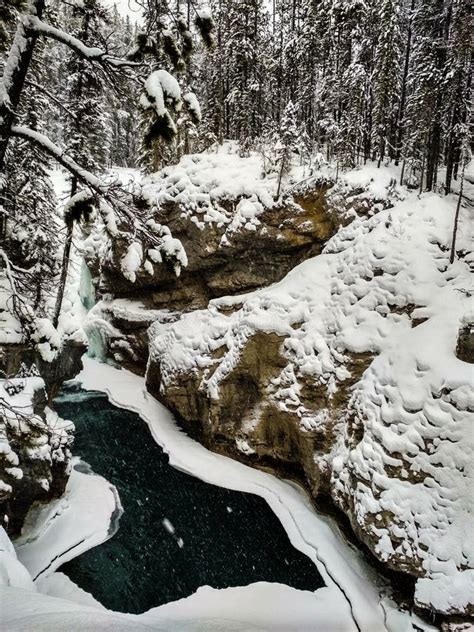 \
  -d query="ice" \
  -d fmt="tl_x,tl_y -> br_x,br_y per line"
15,459 -> 122,581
